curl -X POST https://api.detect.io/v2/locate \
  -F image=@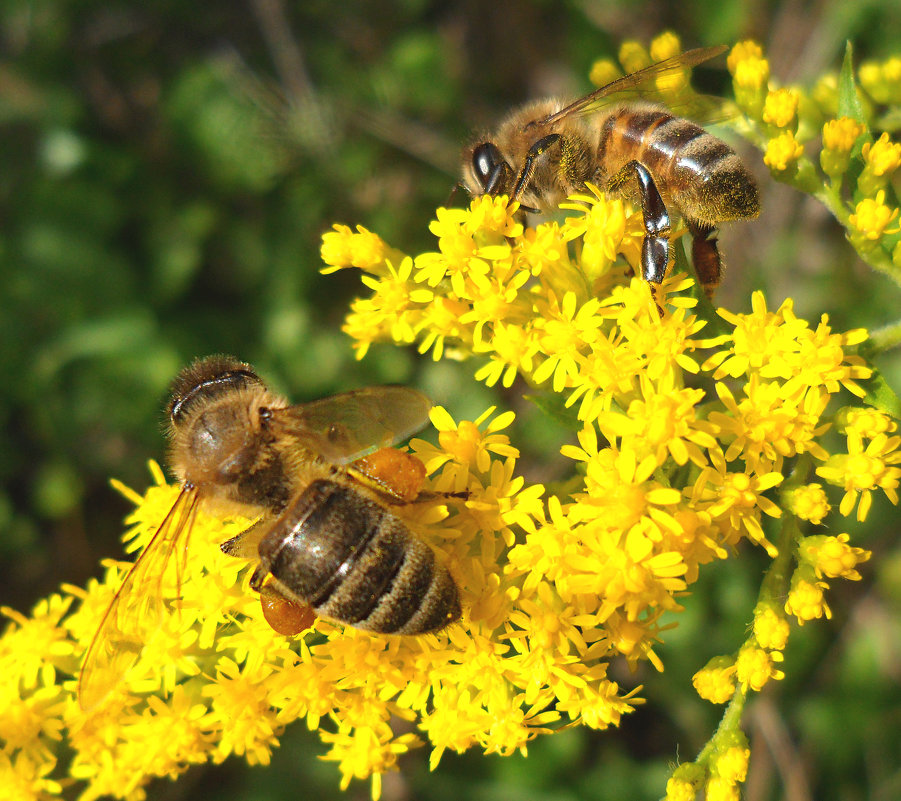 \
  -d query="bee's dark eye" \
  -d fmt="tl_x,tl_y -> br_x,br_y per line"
472,142 -> 504,189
